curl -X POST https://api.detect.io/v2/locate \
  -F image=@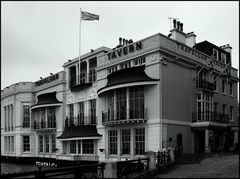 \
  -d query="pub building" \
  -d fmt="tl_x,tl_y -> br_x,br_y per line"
1,20 -> 238,165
